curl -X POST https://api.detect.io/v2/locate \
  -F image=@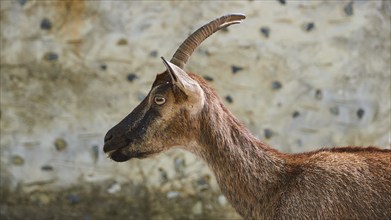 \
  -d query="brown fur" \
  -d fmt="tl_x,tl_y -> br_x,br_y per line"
186,73 -> 391,219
